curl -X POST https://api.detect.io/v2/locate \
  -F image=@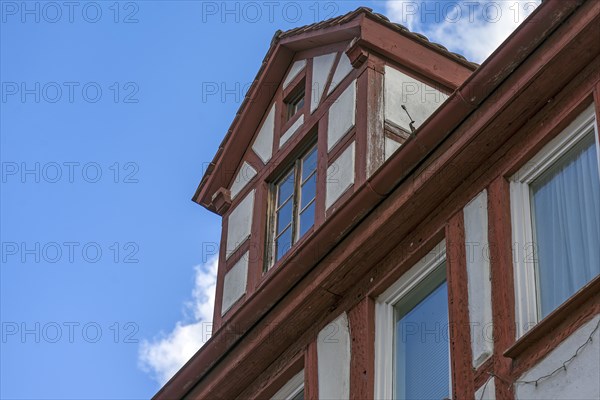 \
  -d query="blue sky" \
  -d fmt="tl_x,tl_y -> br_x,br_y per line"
0,1 -> 537,398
